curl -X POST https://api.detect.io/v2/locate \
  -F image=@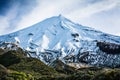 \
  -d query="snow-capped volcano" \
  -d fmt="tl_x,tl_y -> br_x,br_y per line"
0,15 -> 120,67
